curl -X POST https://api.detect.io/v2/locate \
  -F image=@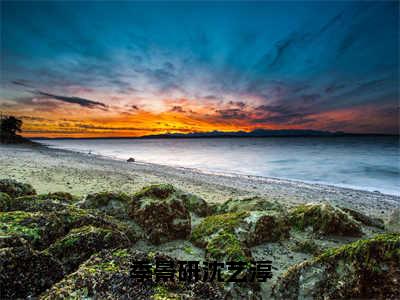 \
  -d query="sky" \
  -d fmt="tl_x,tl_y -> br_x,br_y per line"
0,1 -> 399,137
